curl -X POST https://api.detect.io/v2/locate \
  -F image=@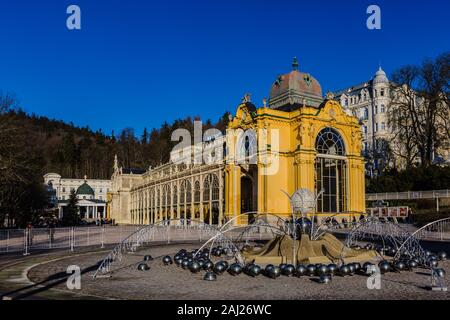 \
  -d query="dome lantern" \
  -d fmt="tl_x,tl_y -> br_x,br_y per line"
373,66 -> 389,85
